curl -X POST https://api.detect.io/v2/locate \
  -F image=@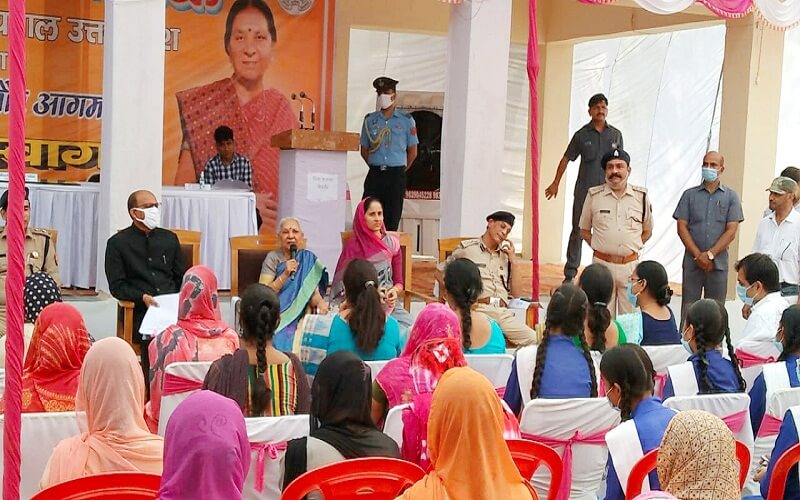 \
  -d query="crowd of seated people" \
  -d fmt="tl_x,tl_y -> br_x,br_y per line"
5,188 -> 800,499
